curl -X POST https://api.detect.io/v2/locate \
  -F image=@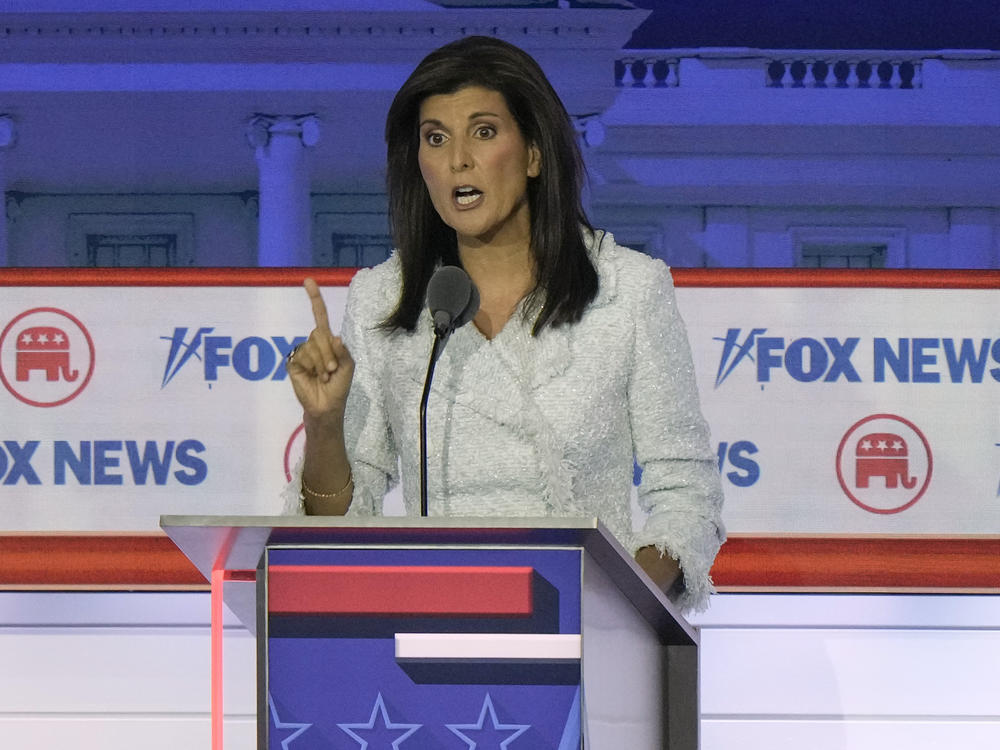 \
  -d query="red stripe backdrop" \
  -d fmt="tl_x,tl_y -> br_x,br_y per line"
2,267 -> 1000,288
2,534 -> 998,591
